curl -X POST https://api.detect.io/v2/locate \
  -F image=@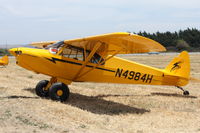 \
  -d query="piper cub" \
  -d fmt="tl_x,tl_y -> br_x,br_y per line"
9,32 -> 191,102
